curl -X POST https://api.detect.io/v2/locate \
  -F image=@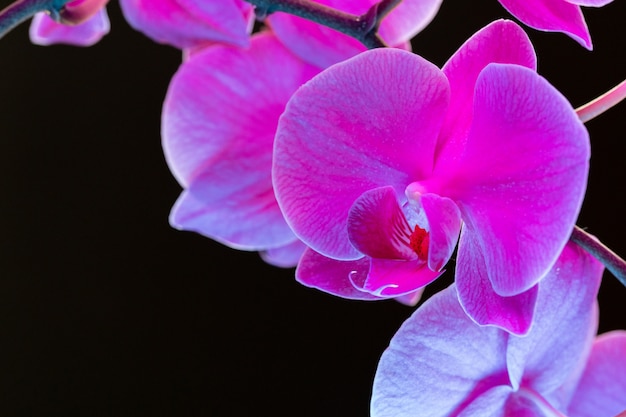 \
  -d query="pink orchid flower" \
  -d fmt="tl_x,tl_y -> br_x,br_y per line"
118,0 -> 255,50
267,0 -> 443,68
371,242 -> 626,417
497,0 -> 614,50
272,19 -> 590,335
29,0 -> 110,46
162,26 -> 426,301
161,31 -> 320,268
